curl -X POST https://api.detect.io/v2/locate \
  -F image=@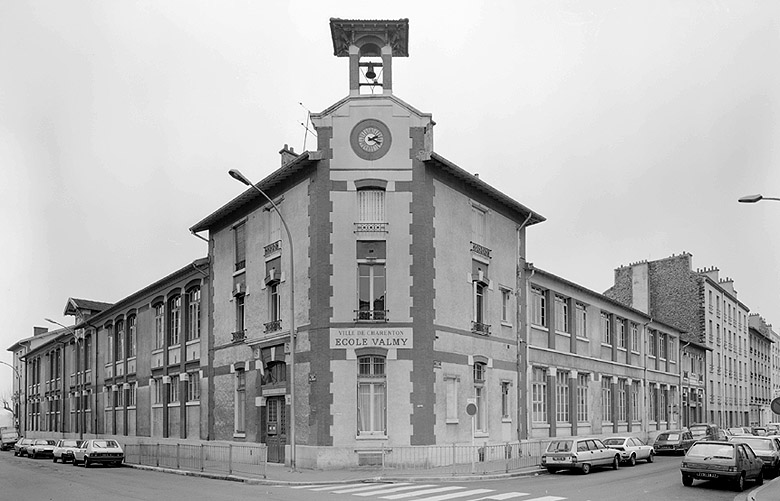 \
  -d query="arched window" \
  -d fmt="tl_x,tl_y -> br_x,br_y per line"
187,288 -> 201,341
169,296 -> 181,346
357,355 -> 386,436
